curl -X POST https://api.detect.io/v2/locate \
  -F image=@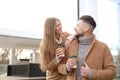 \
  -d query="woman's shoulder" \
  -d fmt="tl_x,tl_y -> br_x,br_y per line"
62,31 -> 71,37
